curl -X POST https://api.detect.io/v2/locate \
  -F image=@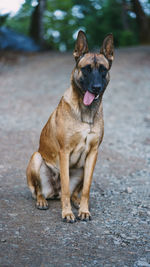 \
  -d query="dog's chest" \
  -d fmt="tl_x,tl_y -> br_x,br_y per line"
69,128 -> 97,168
